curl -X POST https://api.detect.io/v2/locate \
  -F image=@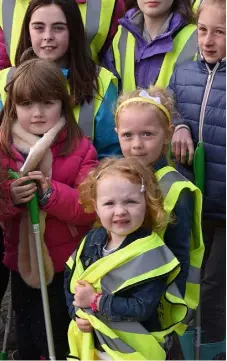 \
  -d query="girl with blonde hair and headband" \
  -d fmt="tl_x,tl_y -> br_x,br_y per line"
114,86 -> 204,348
